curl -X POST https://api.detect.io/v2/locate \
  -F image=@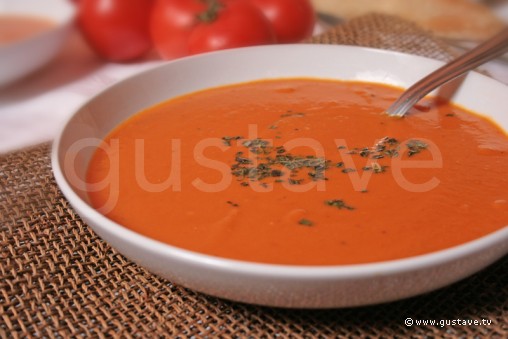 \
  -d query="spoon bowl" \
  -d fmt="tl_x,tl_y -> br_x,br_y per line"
386,27 -> 508,117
